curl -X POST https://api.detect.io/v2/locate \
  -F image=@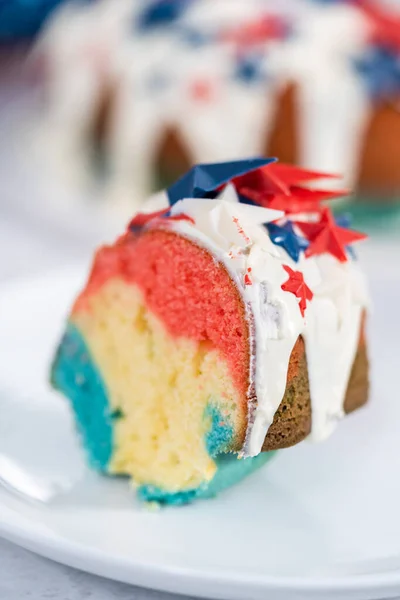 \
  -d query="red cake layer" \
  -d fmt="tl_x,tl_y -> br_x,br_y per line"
73,229 -> 251,402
